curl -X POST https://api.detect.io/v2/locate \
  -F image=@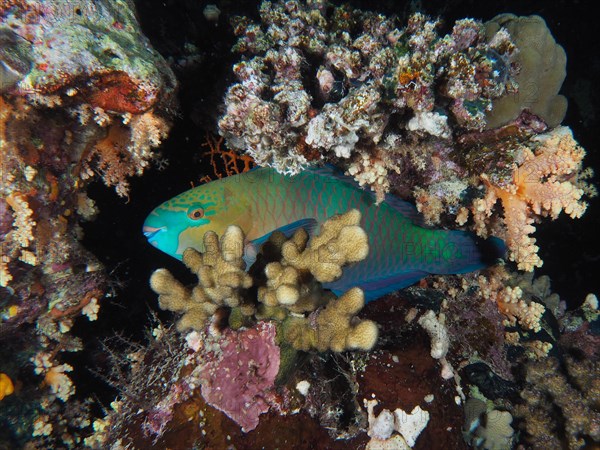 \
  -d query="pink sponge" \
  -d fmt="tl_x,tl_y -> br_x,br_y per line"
199,321 -> 280,432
